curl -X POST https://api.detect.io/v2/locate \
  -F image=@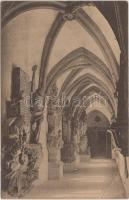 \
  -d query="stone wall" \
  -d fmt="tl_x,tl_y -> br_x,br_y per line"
112,149 -> 129,197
